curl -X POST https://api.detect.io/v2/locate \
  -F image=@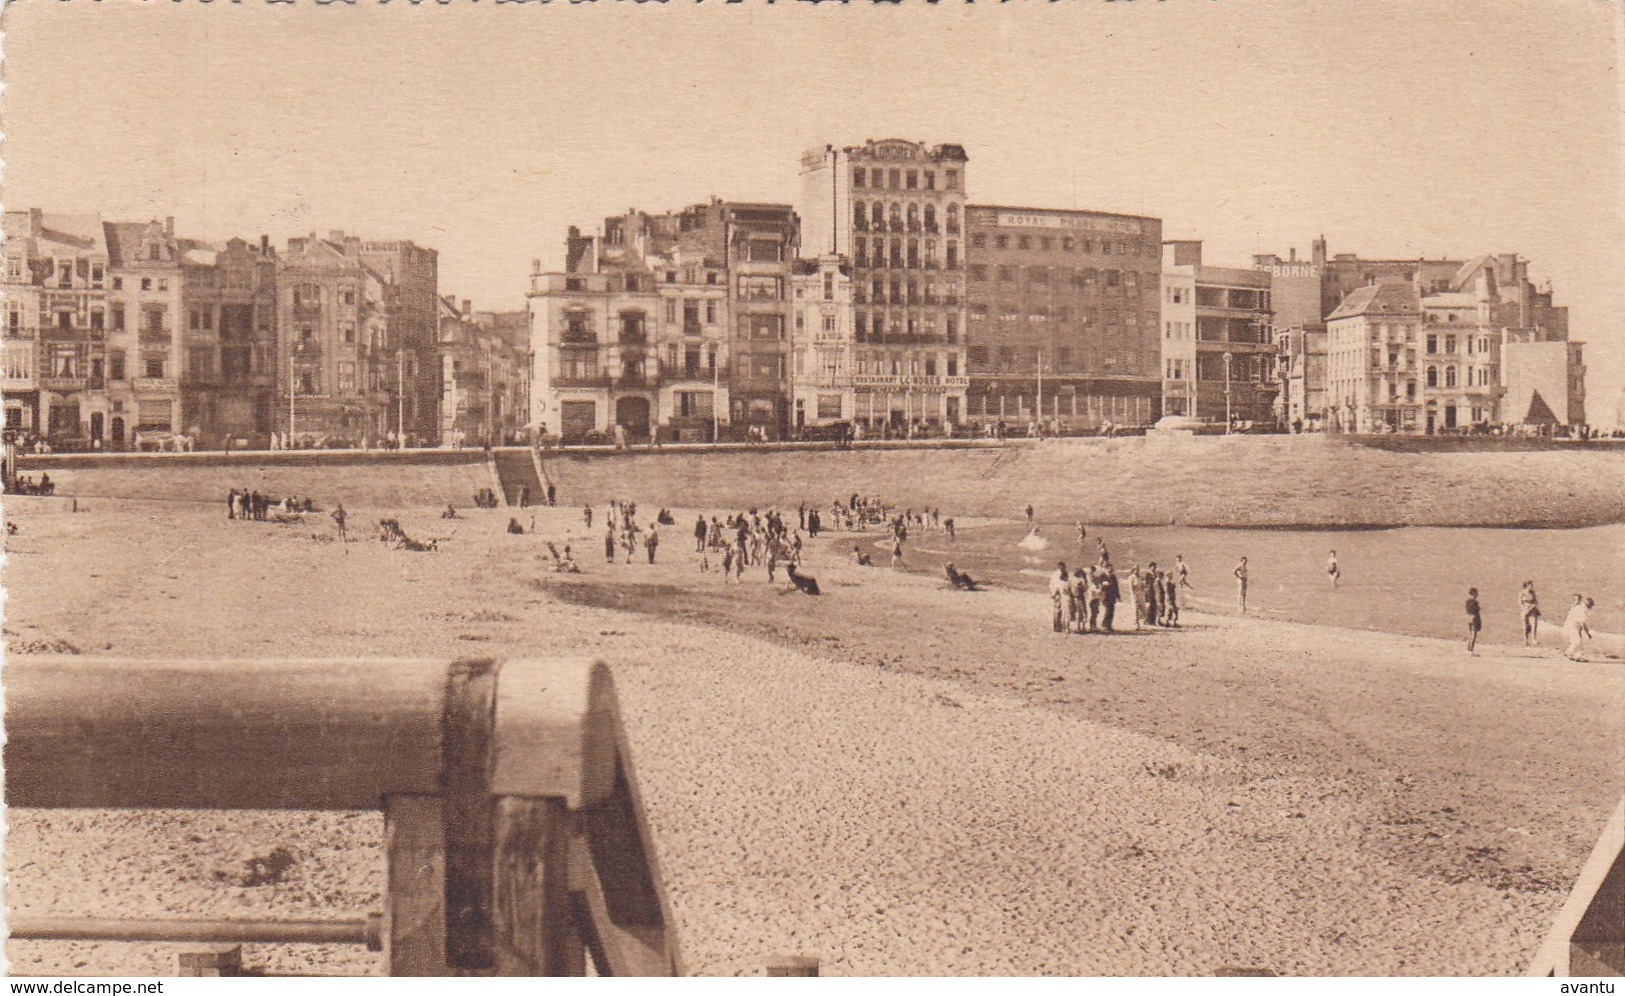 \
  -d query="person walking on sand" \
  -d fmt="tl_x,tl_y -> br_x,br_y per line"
518,484 -> 530,509
1026,504 -> 1035,528
1100,565 -> 1120,632
1077,521 -> 1088,545
694,514 -> 708,553
604,525 -> 616,564
891,537 -> 904,571
1176,554 -> 1192,591
1519,581 -> 1542,646
1563,595 -> 1593,661
584,505 -> 594,529
1233,557 -> 1249,613
547,482 -> 557,507
1144,563 -> 1162,628
331,502 -> 348,542
1465,587 -> 1483,654
645,525 -> 659,564
1327,550 -> 1341,587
